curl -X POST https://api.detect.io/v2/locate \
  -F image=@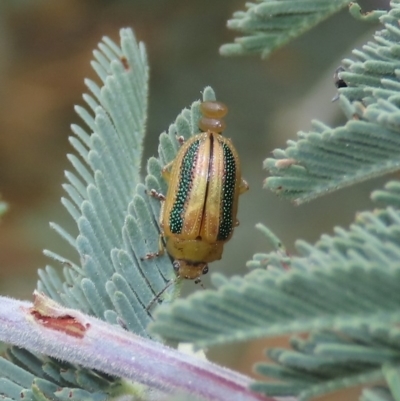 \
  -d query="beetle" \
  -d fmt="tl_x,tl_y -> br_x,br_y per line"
145,100 -> 248,282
